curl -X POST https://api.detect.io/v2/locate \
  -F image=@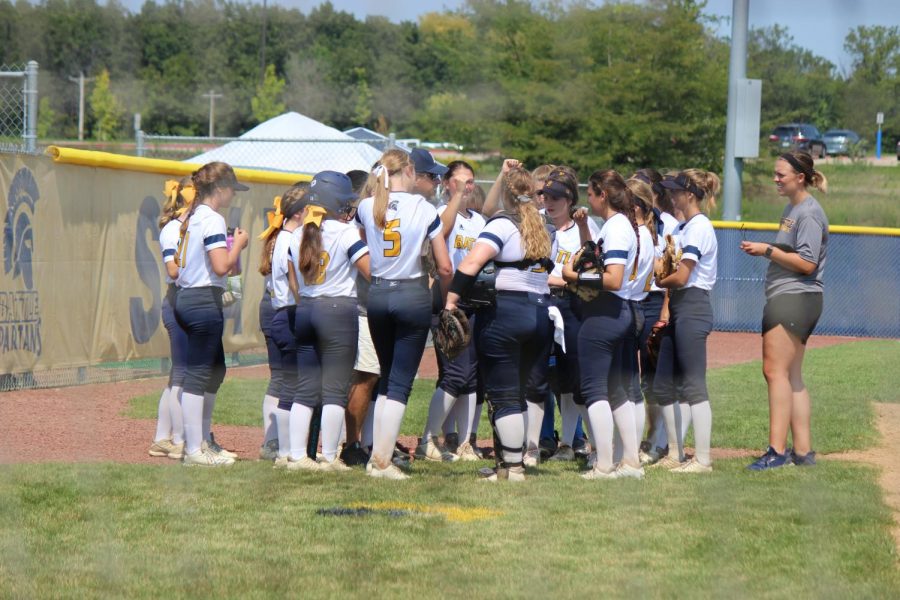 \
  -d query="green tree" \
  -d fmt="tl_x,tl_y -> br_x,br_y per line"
37,97 -> 59,138
251,64 -> 286,123
89,68 -> 124,141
